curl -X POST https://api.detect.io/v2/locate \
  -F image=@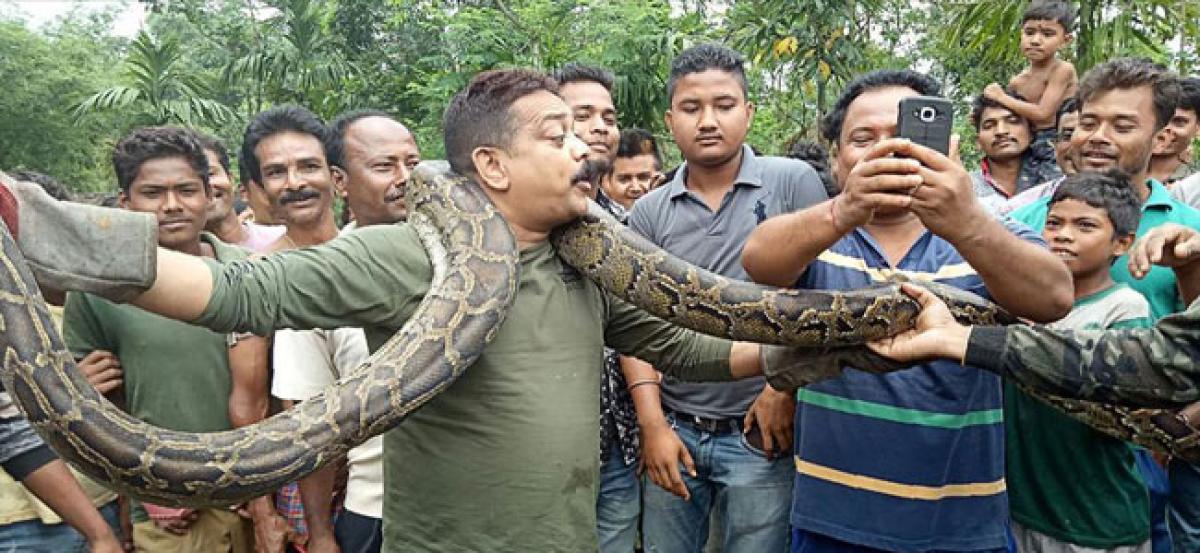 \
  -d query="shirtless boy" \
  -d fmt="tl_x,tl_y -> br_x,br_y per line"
984,1 -> 1078,188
